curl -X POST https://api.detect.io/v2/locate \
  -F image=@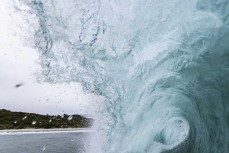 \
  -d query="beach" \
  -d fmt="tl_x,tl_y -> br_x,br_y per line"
0,128 -> 91,134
